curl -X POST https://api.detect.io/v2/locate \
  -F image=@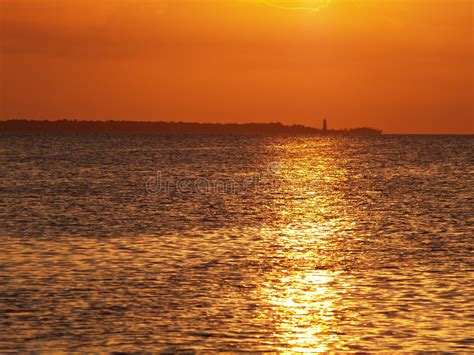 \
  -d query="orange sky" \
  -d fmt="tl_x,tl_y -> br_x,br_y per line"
1,0 -> 473,133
